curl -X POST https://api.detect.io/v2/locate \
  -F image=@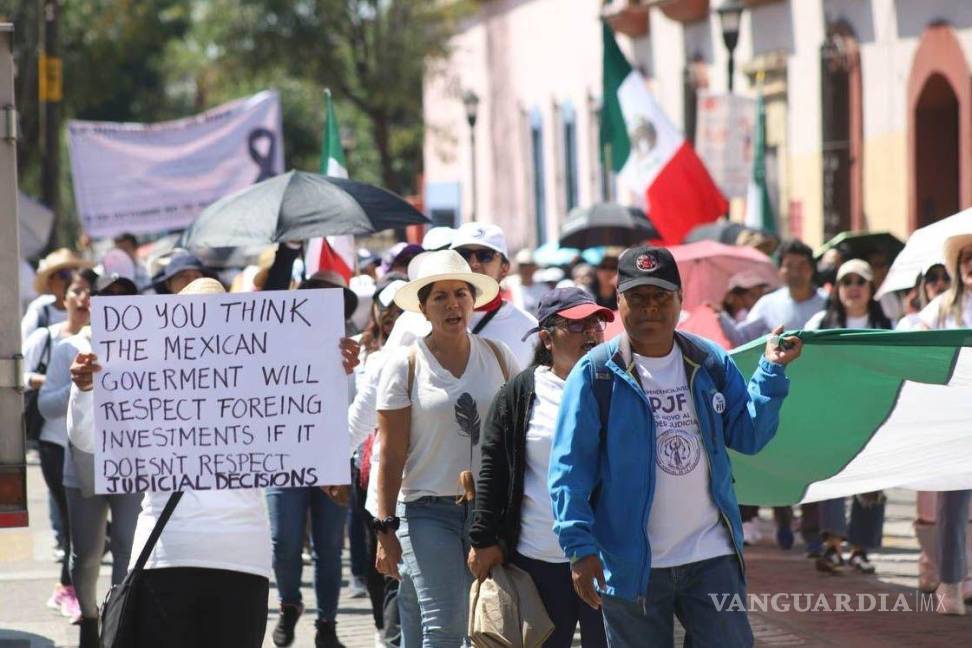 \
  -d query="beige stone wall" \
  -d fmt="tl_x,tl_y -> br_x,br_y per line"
862,131 -> 909,240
